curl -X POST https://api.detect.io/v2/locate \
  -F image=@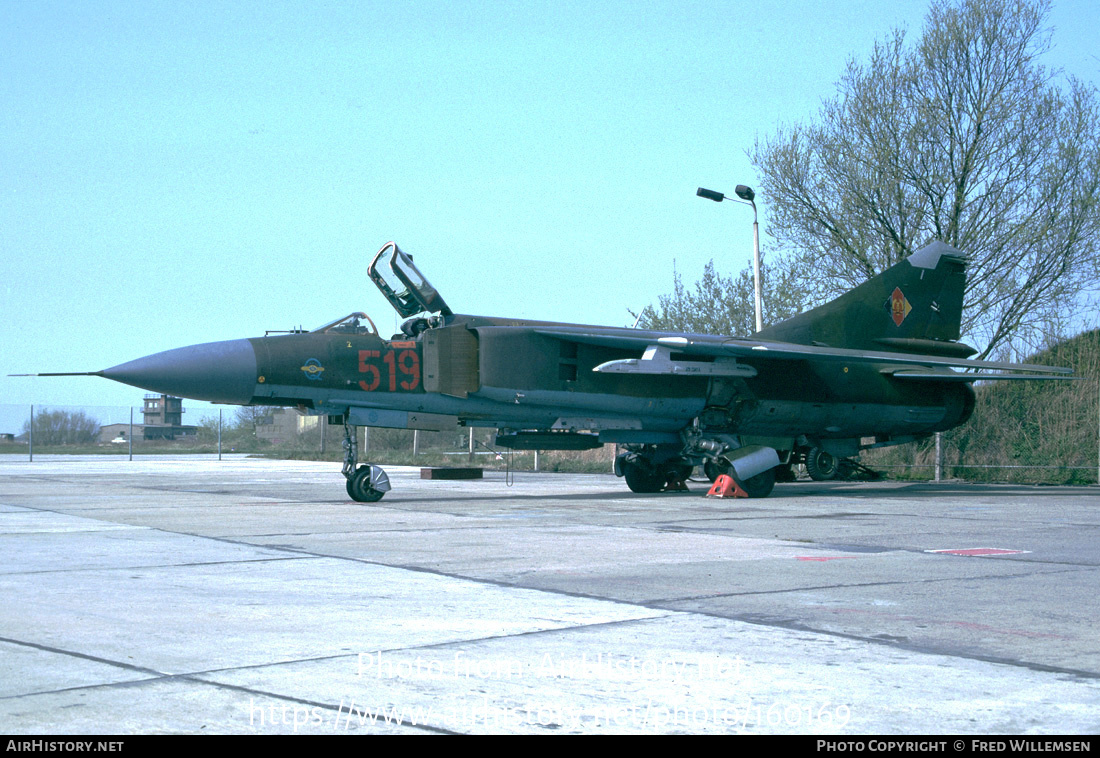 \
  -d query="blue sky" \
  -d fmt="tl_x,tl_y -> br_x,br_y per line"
2,0 -> 1097,427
